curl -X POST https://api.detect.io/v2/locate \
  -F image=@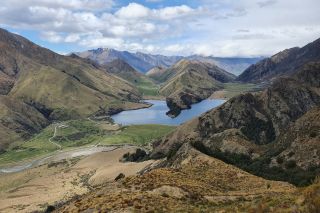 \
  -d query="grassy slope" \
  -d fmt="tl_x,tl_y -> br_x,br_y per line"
135,76 -> 160,97
0,120 -> 173,166
160,69 -> 222,98
104,59 -> 160,97
100,125 -> 174,145
9,57 -> 143,120
210,82 -> 261,99
0,95 -> 49,150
